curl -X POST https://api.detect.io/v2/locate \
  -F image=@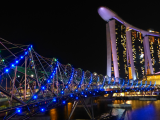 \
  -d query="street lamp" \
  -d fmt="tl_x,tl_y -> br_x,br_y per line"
94,72 -> 97,76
